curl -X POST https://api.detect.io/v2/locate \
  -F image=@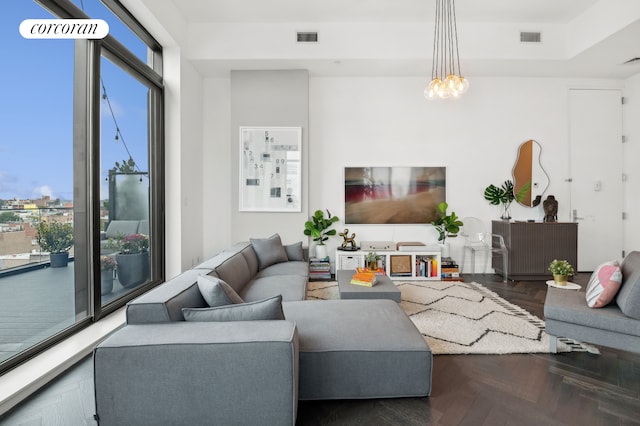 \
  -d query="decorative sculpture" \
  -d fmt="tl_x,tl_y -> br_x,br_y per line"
543,195 -> 558,222
339,228 -> 357,250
